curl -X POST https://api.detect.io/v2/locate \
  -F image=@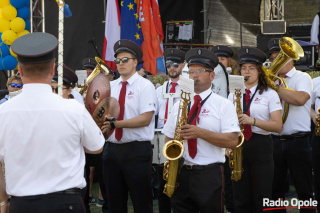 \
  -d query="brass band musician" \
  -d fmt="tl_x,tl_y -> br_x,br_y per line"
162,48 -> 240,212
228,47 -> 282,212
269,38 -> 314,212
